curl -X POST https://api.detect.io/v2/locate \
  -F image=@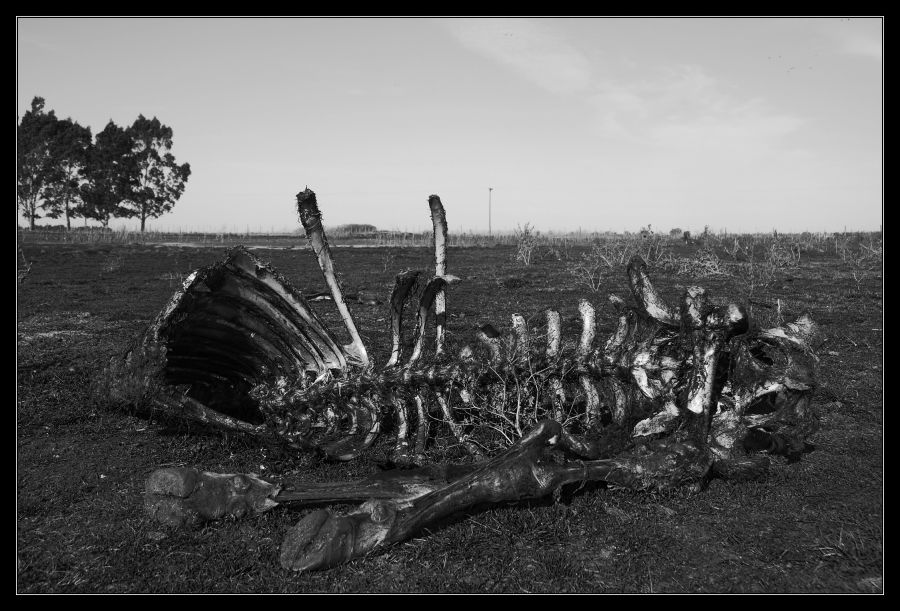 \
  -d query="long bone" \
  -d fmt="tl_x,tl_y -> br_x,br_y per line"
428,195 -> 449,355
297,188 -> 370,368
145,421 -> 714,572
273,420 -> 714,571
